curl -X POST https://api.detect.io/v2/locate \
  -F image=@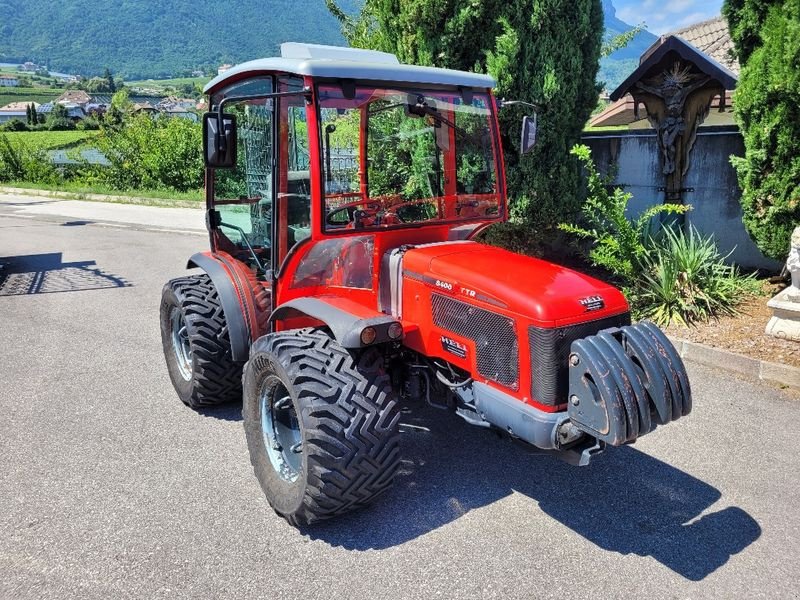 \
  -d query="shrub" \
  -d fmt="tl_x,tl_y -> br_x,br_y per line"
632,226 -> 758,326
559,144 -> 689,283
97,113 -> 202,192
725,0 -> 800,261
0,119 -> 30,132
0,134 -> 59,184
